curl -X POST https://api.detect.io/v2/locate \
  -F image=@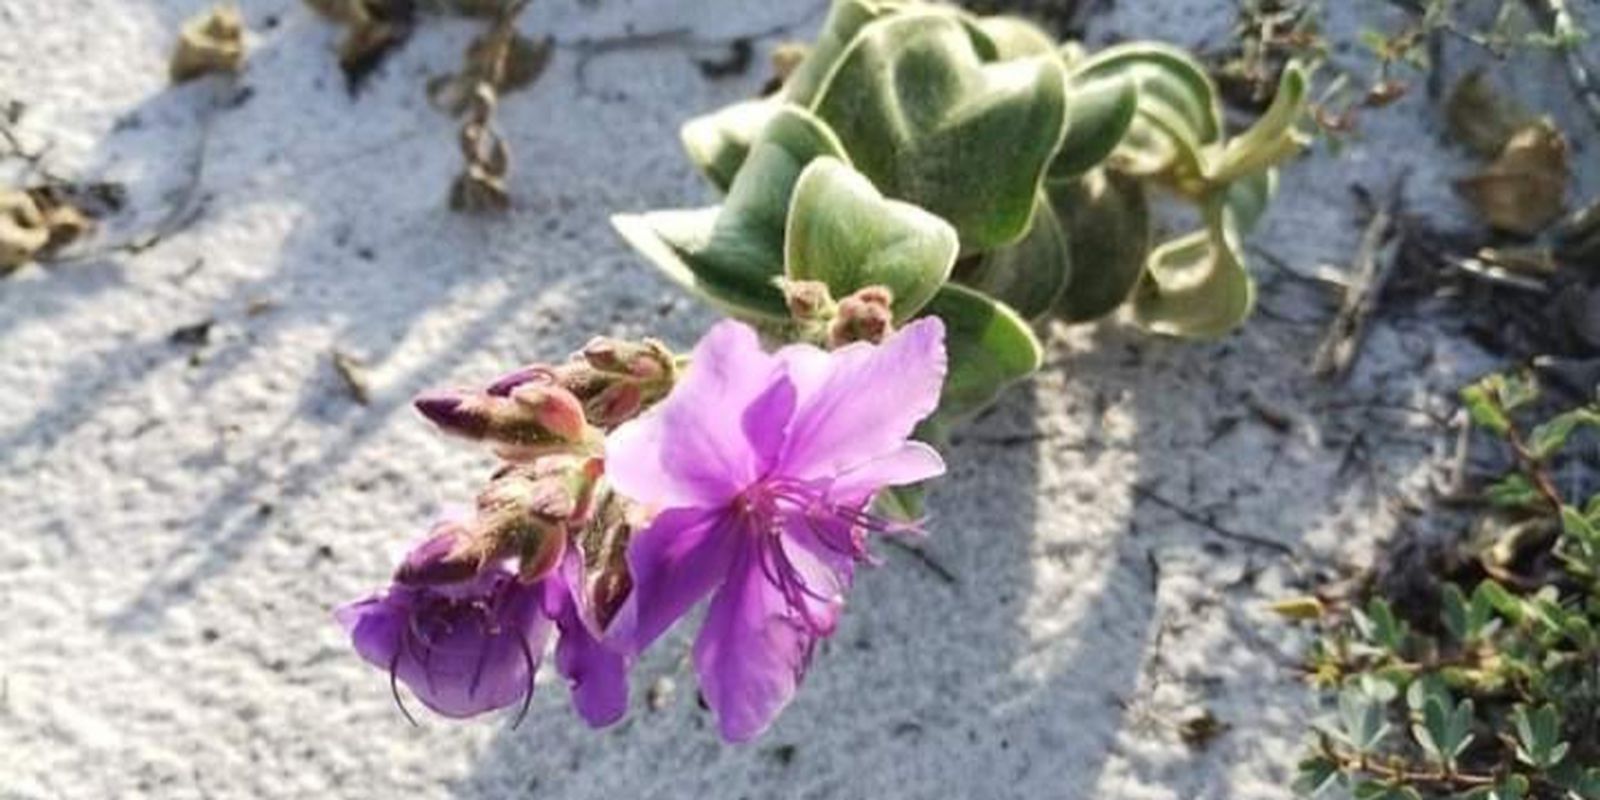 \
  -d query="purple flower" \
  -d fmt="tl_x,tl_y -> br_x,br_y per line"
604,317 -> 947,741
336,518 -> 628,726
